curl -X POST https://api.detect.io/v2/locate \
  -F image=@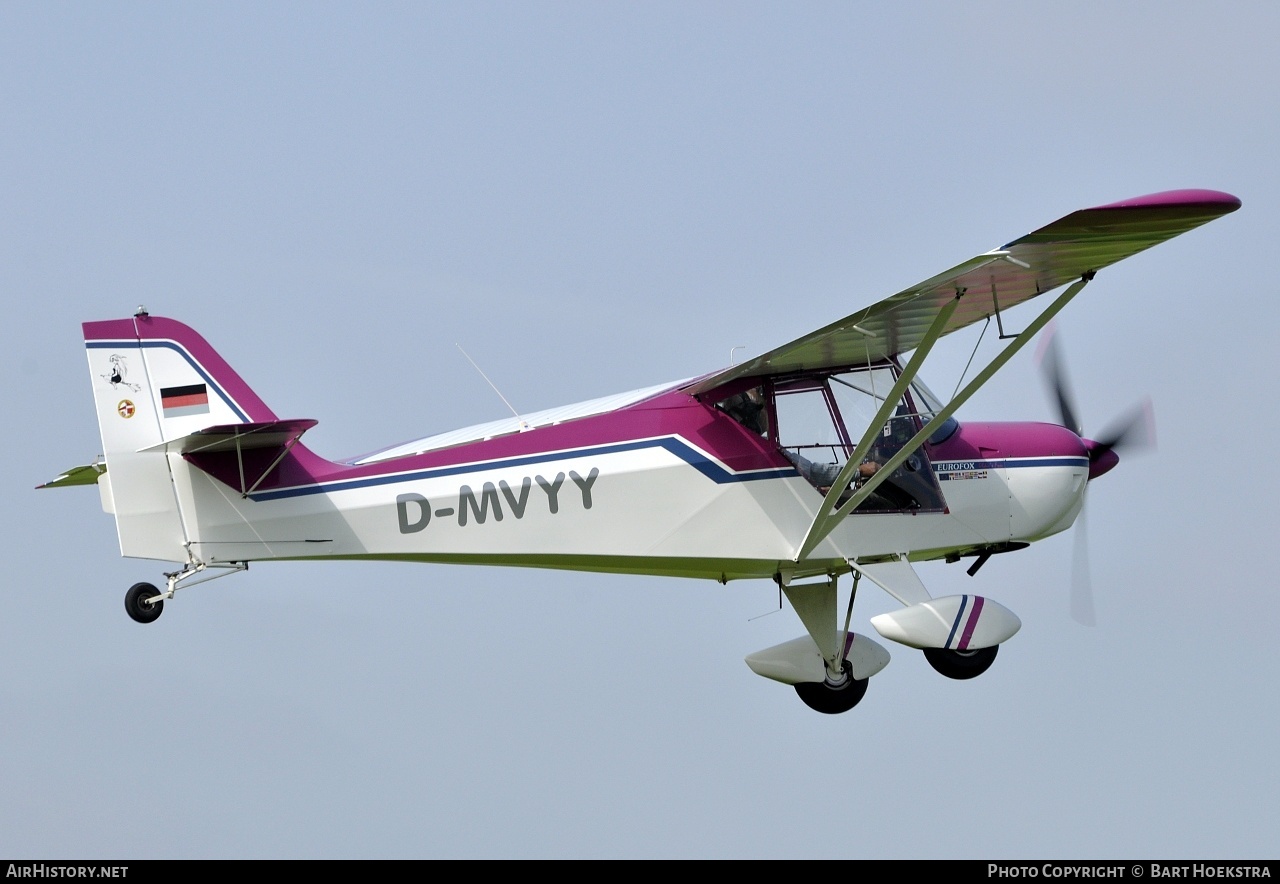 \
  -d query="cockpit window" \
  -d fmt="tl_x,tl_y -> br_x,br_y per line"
764,363 -> 947,514
829,366 -> 898,436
